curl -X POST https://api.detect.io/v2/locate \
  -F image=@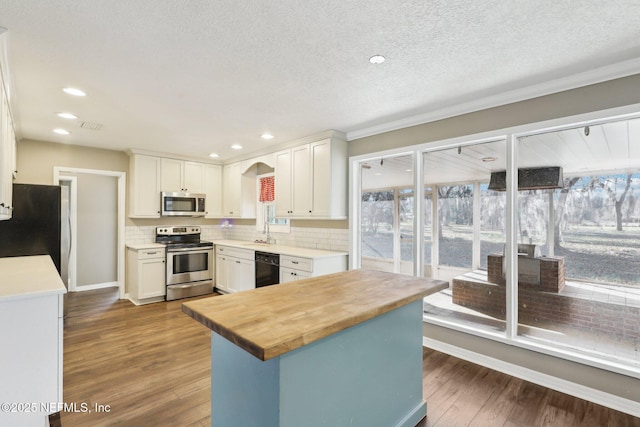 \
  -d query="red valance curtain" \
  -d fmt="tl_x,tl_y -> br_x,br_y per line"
259,176 -> 275,202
